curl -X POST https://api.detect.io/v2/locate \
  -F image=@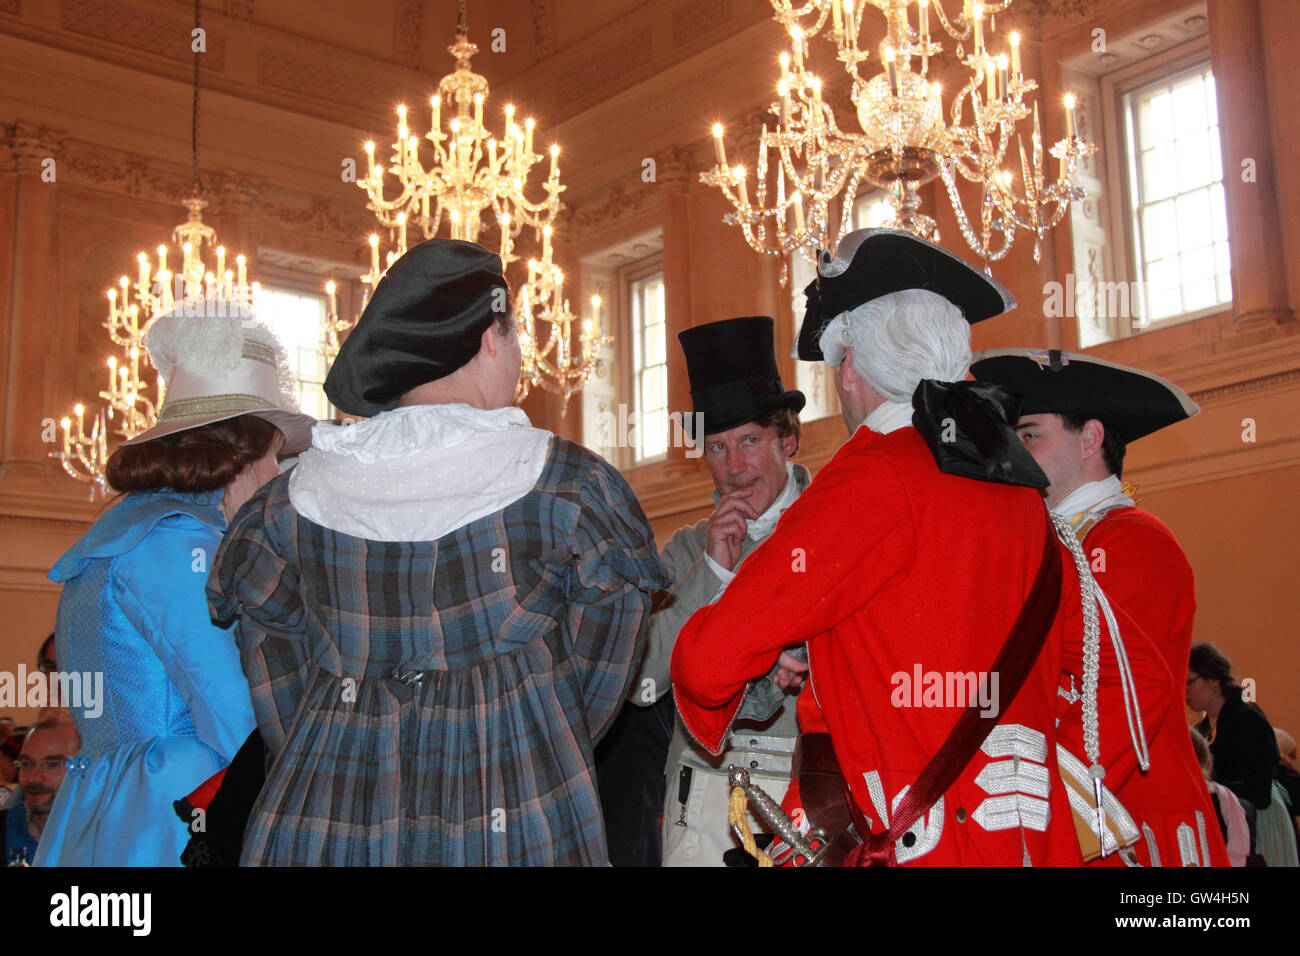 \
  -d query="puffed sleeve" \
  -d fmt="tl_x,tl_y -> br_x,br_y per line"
206,482 -> 310,757
112,518 -> 255,764
565,458 -> 672,744
632,522 -> 718,704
